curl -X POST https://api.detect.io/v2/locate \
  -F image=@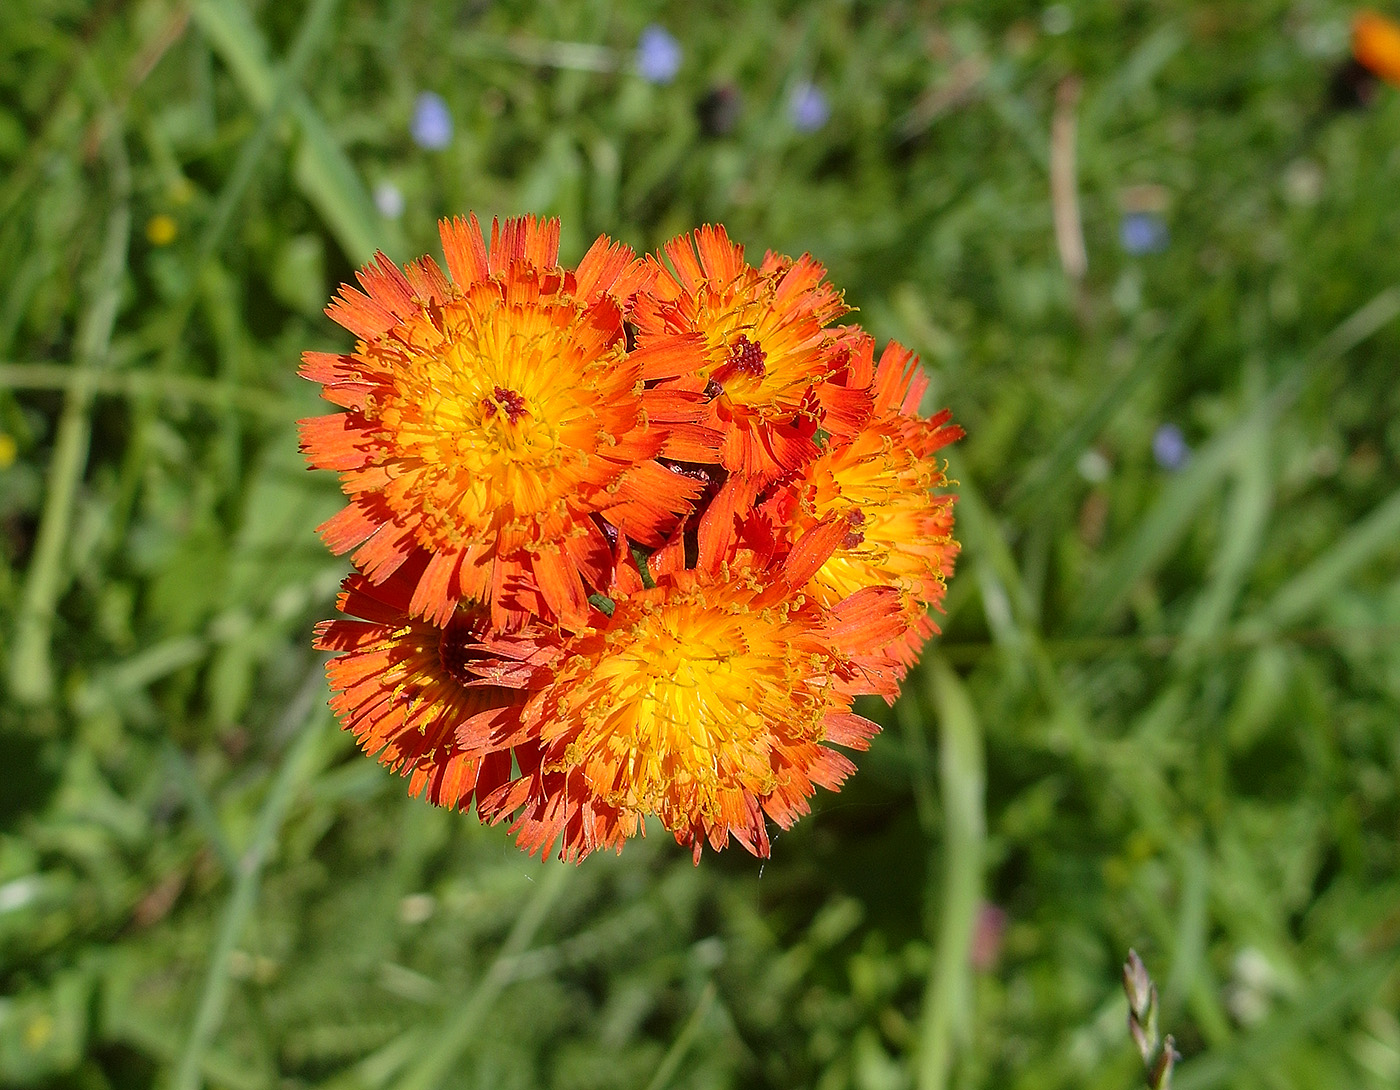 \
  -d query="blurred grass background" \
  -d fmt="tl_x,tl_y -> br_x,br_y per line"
3,1 -> 1400,1087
